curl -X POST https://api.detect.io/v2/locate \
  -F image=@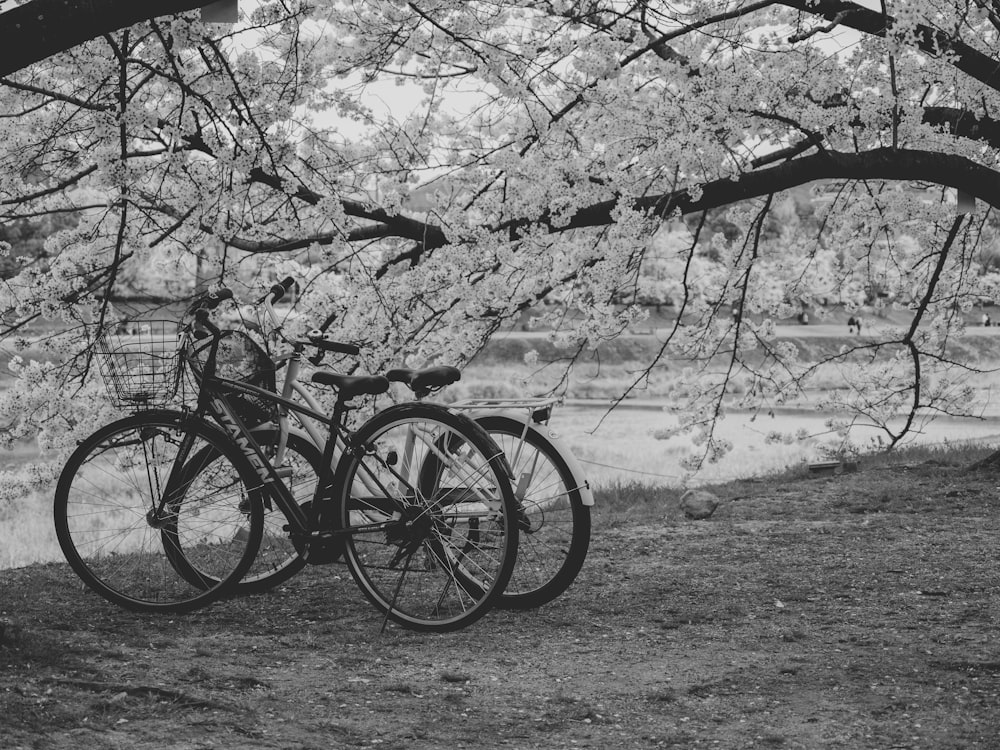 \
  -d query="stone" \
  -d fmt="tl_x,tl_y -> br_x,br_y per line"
680,489 -> 720,520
